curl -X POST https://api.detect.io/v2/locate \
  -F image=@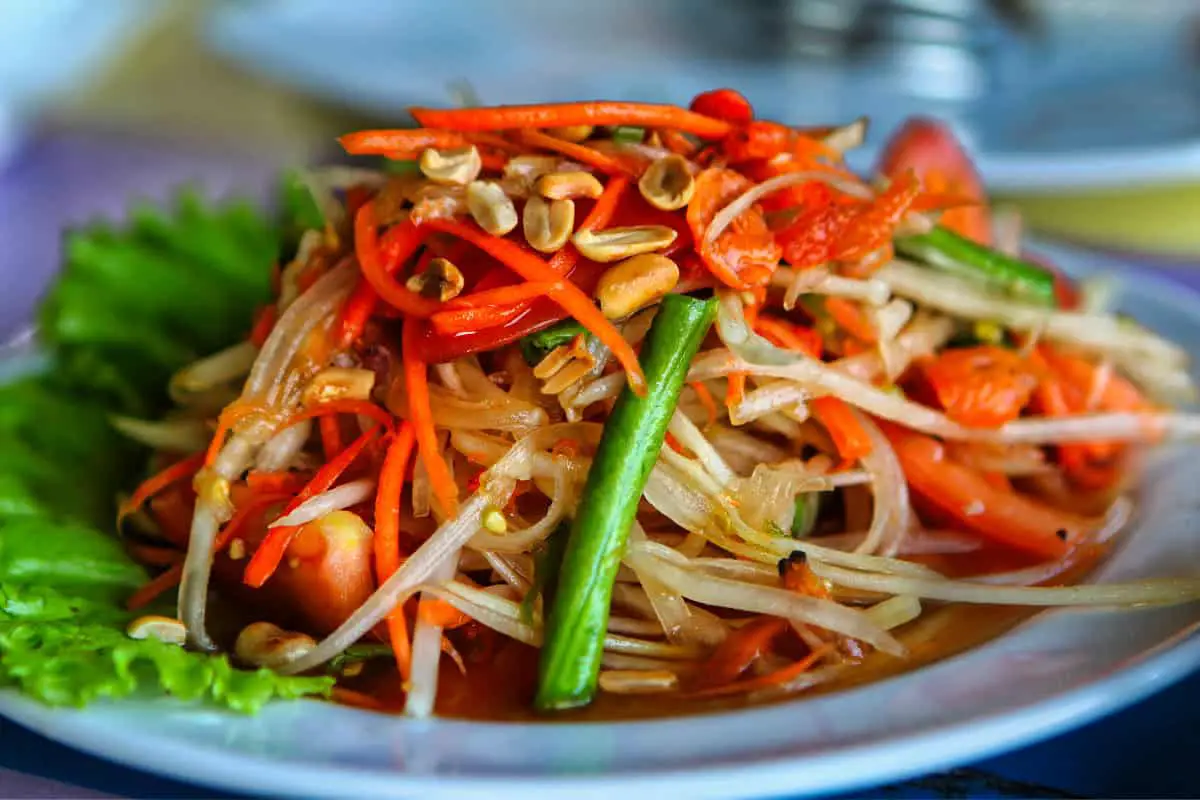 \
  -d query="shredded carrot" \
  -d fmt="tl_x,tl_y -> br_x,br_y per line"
118,452 -> 206,525
354,203 -> 440,318
429,303 -> 530,336
335,278 -> 379,350
216,491 -> 293,553
374,425 -> 417,583
726,372 -> 747,408
375,422 -> 418,681
659,128 -> 699,157
245,470 -> 309,495
689,643 -> 835,699
515,129 -> 632,175
318,415 -> 344,461
401,316 -> 460,518
243,425 -> 383,588
754,315 -> 823,358
430,281 -> 562,335
420,217 -> 648,397
204,403 -> 256,467
447,281 -> 562,309
691,617 -> 788,690
339,128 -> 471,156
283,398 -> 396,432
578,175 -> 631,233
823,297 -> 877,343
410,102 -> 733,140
690,381 -> 718,429
248,304 -> 277,347
810,396 -> 873,464
126,563 -> 184,611
126,491 -> 292,609
417,597 -> 473,629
